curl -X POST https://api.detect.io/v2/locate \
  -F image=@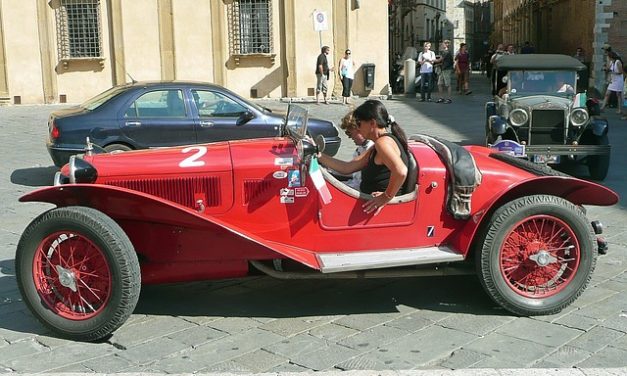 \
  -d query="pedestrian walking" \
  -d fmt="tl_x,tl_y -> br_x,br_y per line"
454,43 -> 471,95
435,40 -> 453,104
